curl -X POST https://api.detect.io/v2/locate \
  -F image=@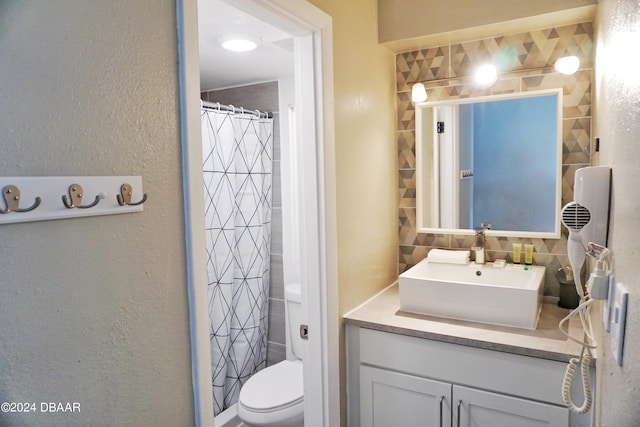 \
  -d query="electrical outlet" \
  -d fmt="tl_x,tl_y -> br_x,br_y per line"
610,282 -> 628,366
602,274 -> 615,332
